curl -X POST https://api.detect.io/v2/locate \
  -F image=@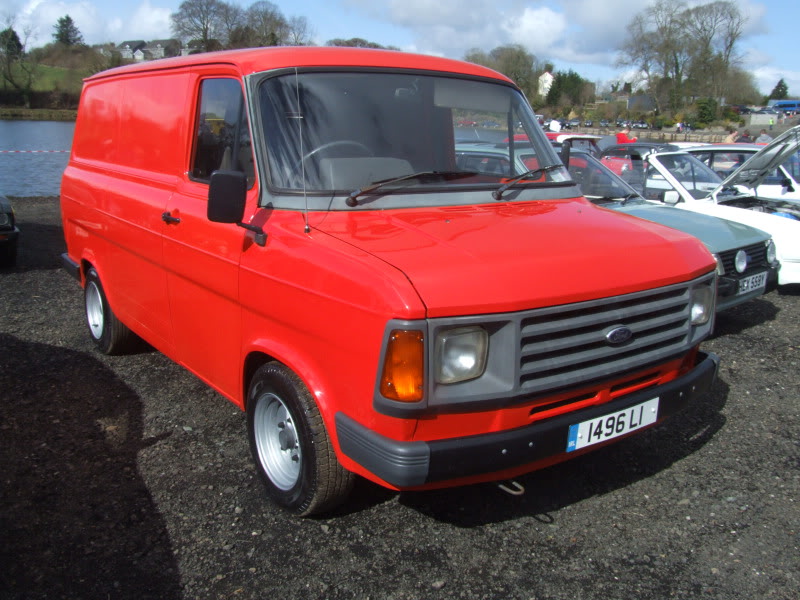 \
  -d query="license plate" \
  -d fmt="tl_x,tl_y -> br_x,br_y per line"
566,398 -> 659,452
738,271 -> 767,294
